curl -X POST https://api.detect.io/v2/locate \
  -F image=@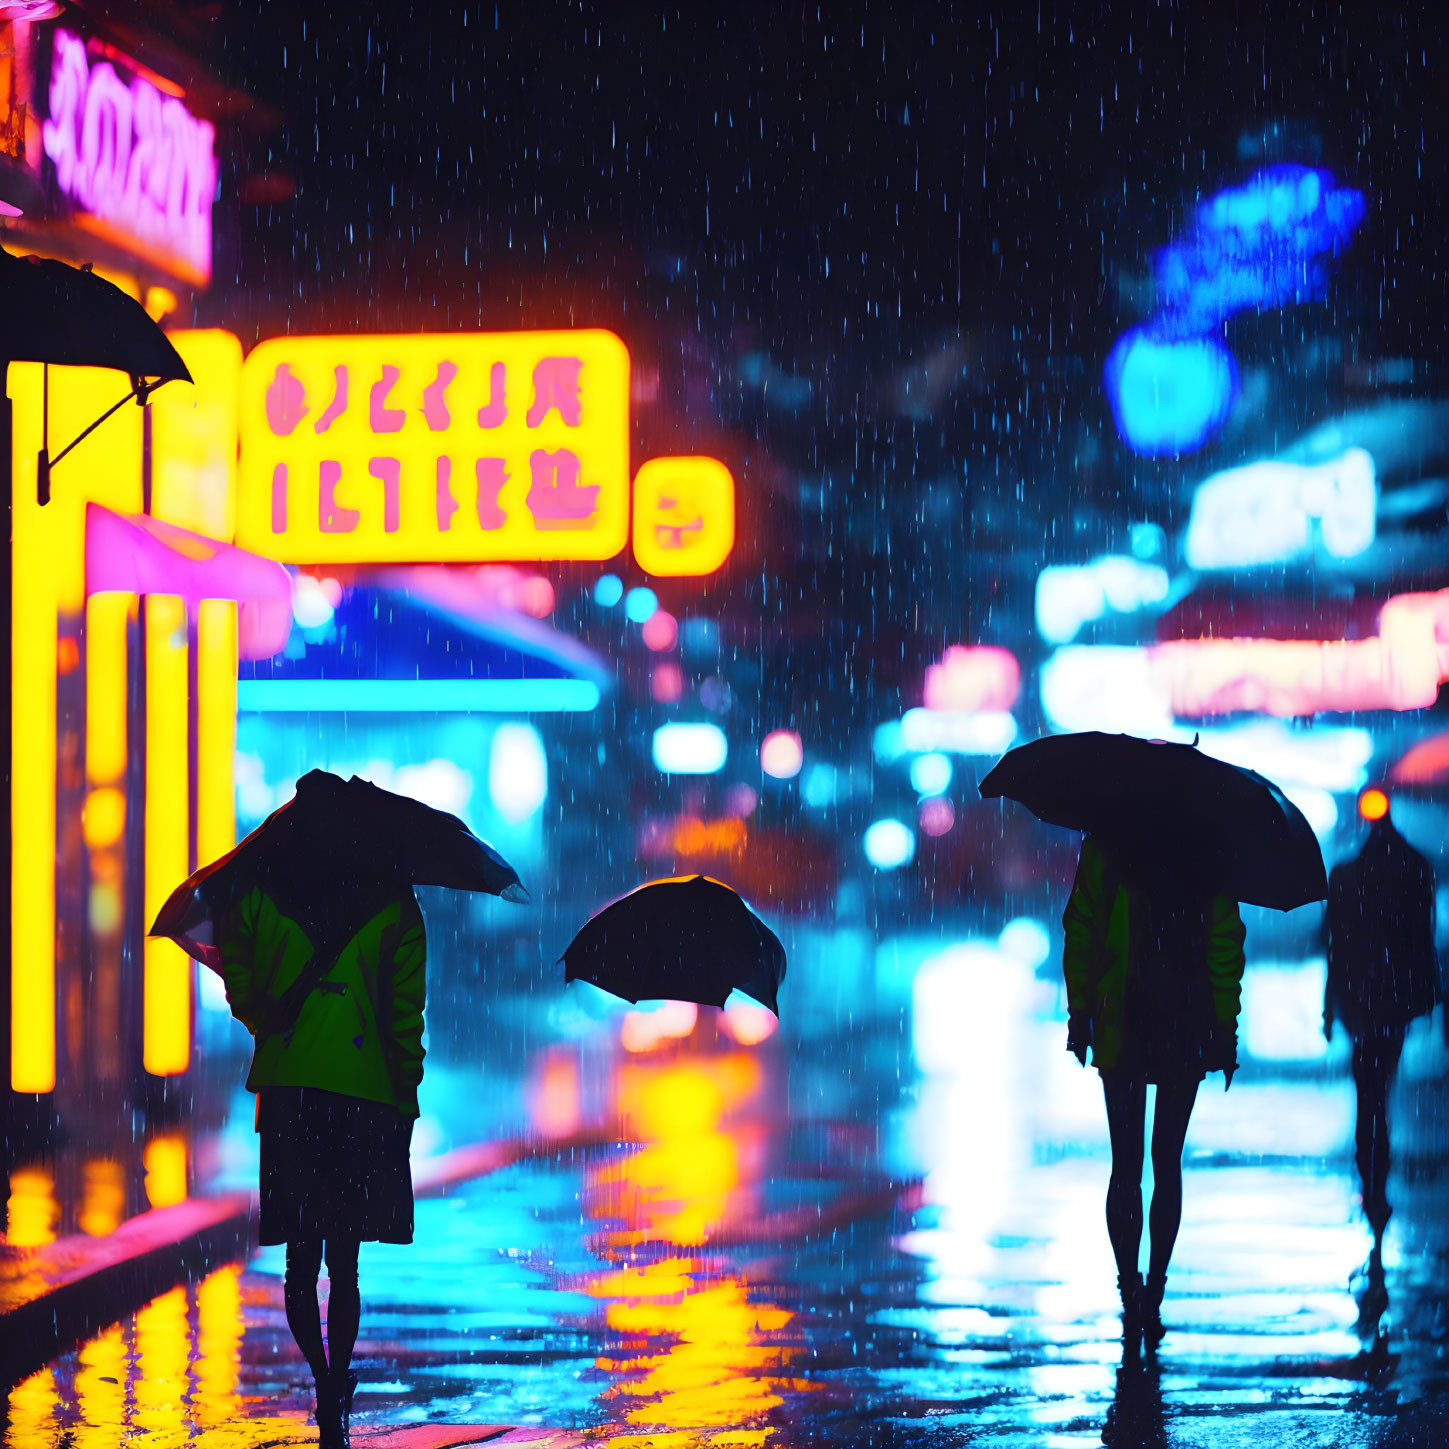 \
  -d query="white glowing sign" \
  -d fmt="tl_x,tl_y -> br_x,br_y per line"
1035,557 -> 1171,644
1185,448 -> 1376,570
42,29 -> 216,285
